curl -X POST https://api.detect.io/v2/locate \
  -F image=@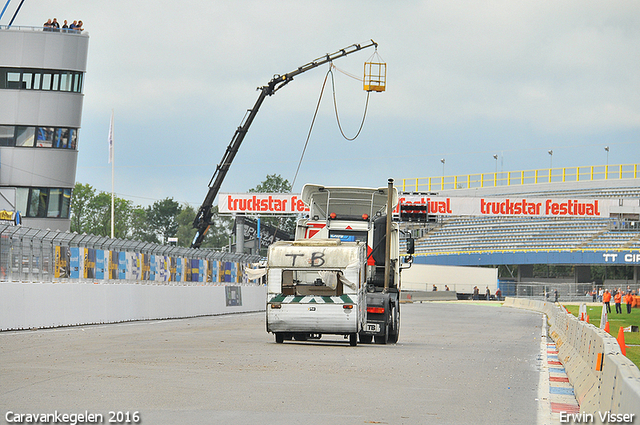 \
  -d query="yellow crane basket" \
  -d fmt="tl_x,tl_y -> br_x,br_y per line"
363,51 -> 386,92
363,62 -> 386,92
